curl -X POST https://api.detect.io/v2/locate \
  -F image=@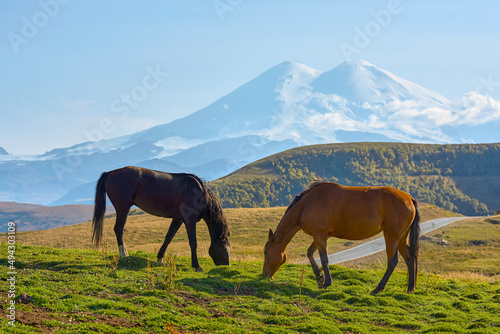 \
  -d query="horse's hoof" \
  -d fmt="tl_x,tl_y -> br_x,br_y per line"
316,273 -> 325,286
319,277 -> 331,289
195,267 -> 204,273
370,287 -> 383,295
157,258 -> 164,263
118,246 -> 128,258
